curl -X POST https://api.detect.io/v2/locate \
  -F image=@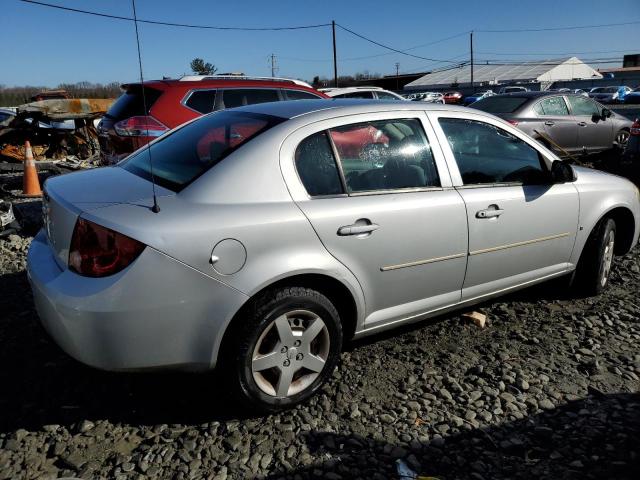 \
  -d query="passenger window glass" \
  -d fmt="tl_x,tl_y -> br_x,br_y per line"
222,89 -> 280,108
329,119 -> 440,193
536,97 -> 569,116
567,96 -> 600,116
285,89 -> 321,100
342,91 -> 375,99
295,132 -> 344,196
439,118 -> 548,185
185,90 -> 216,114
376,91 -> 401,100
